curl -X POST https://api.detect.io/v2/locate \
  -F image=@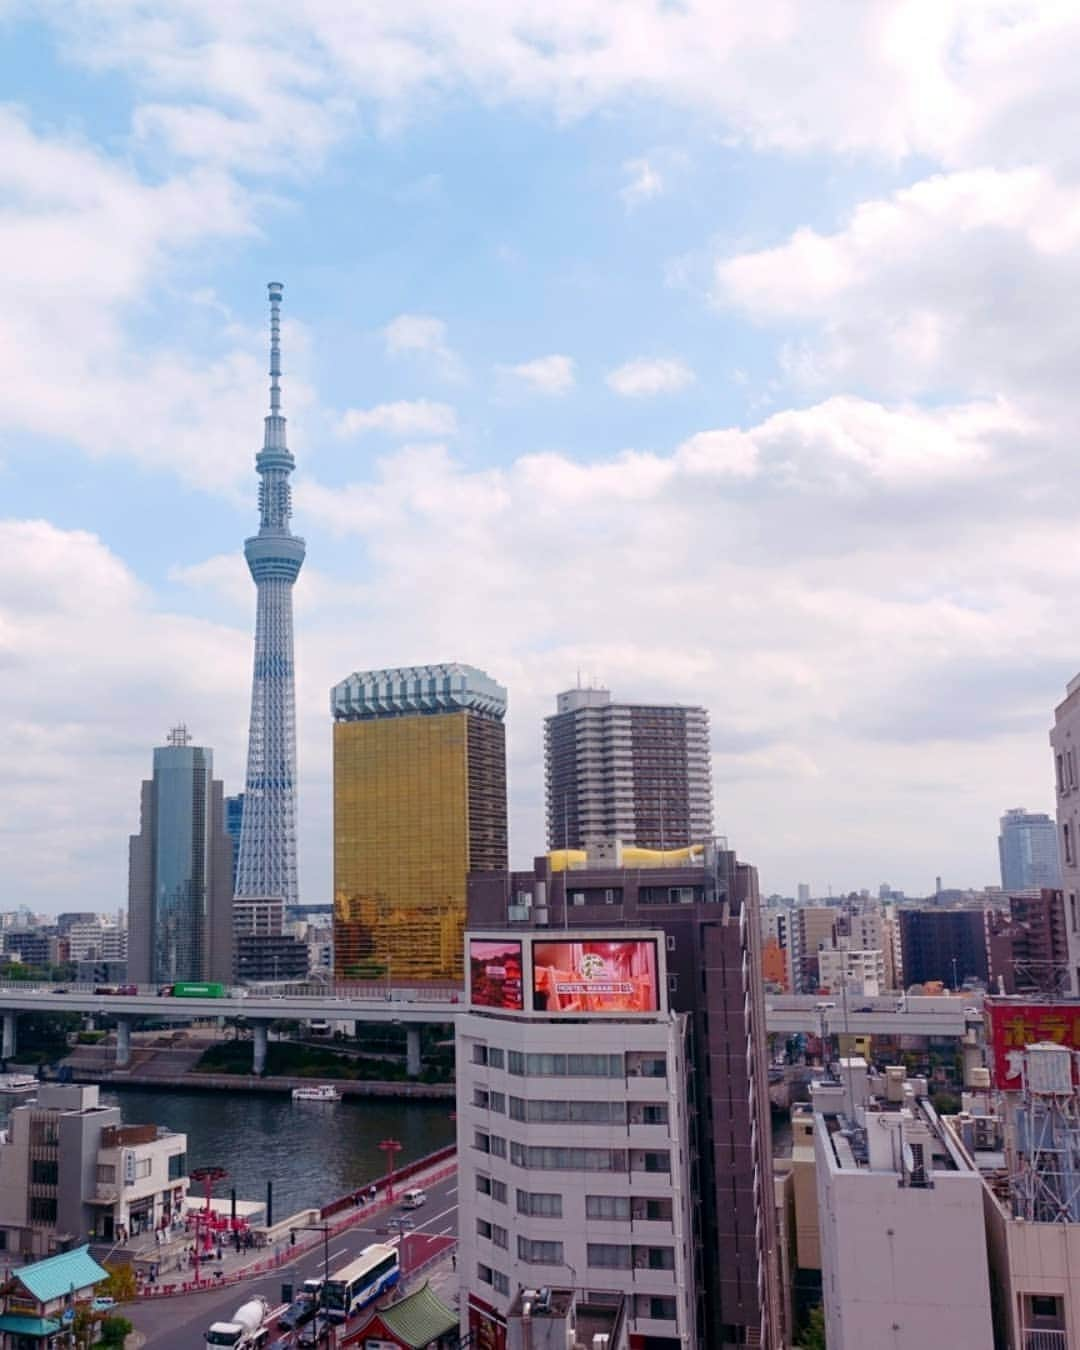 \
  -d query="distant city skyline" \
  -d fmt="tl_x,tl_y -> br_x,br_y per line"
3,8 -> 1079,911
